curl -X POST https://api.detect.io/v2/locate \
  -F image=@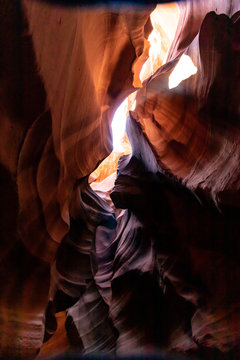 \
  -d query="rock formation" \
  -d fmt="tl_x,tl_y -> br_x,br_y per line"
0,0 -> 240,358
